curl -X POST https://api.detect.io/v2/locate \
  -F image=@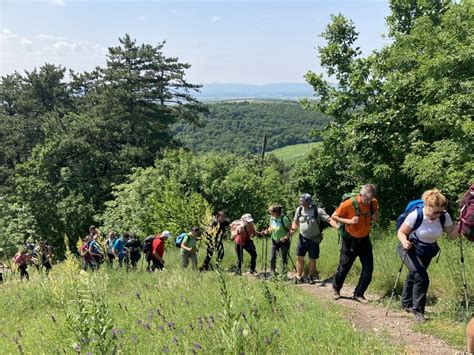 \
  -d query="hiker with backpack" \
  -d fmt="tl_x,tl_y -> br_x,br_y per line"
397,189 -> 459,323
80,235 -> 96,271
113,232 -> 130,268
200,211 -> 230,271
88,234 -> 104,268
13,249 -> 34,280
125,234 -> 142,269
35,240 -> 54,273
231,213 -> 260,275
105,231 -> 117,263
148,231 -> 172,271
290,194 -> 338,284
331,184 -> 379,303
181,227 -> 201,270
260,204 -> 292,276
